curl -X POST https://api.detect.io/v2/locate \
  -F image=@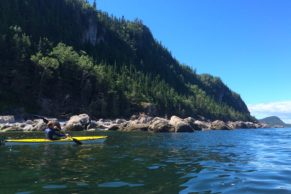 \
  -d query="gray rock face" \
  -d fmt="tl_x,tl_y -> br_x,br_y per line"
148,117 -> 174,132
227,121 -> 248,129
86,120 -> 98,130
184,117 -> 202,131
120,121 -> 149,132
96,118 -> 127,130
227,121 -> 265,129
227,121 -> 242,129
32,119 -> 47,131
1,125 -> 21,132
107,124 -> 120,131
65,114 -> 90,131
194,120 -> 211,130
75,114 -> 265,132
23,125 -> 33,131
0,114 -> 267,133
114,119 -> 127,124
107,114 -> 153,132
244,121 -> 259,129
211,120 -> 230,130
83,18 -> 98,45
136,114 -> 154,124
0,119 -> 48,132
169,116 -> 194,132
25,120 -> 34,125
96,119 -> 112,129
